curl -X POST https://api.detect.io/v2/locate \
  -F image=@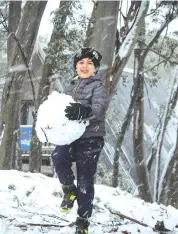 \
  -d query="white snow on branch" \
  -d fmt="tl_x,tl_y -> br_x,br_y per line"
118,1 -> 149,59
9,64 -> 29,73
0,124 -> 5,146
100,16 -> 115,21
135,110 -> 140,139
